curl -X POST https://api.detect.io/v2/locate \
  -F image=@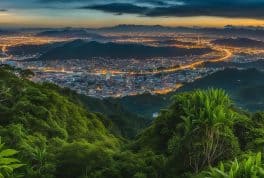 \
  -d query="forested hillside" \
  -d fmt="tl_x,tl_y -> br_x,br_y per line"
1,65 -> 264,178
116,68 -> 264,118
39,83 -> 150,139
